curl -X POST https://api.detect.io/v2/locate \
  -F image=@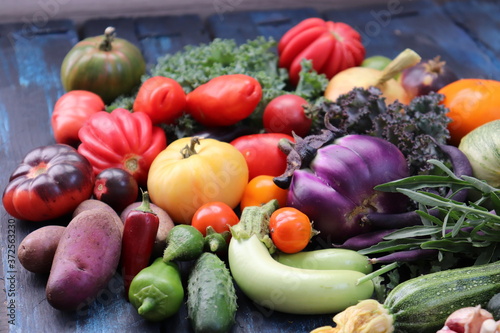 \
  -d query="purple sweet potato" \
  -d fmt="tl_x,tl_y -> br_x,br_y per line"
73,199 -> 123,235
18,225 -> 66,274
120,201 -> 175,257
46,209 -> 122,311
